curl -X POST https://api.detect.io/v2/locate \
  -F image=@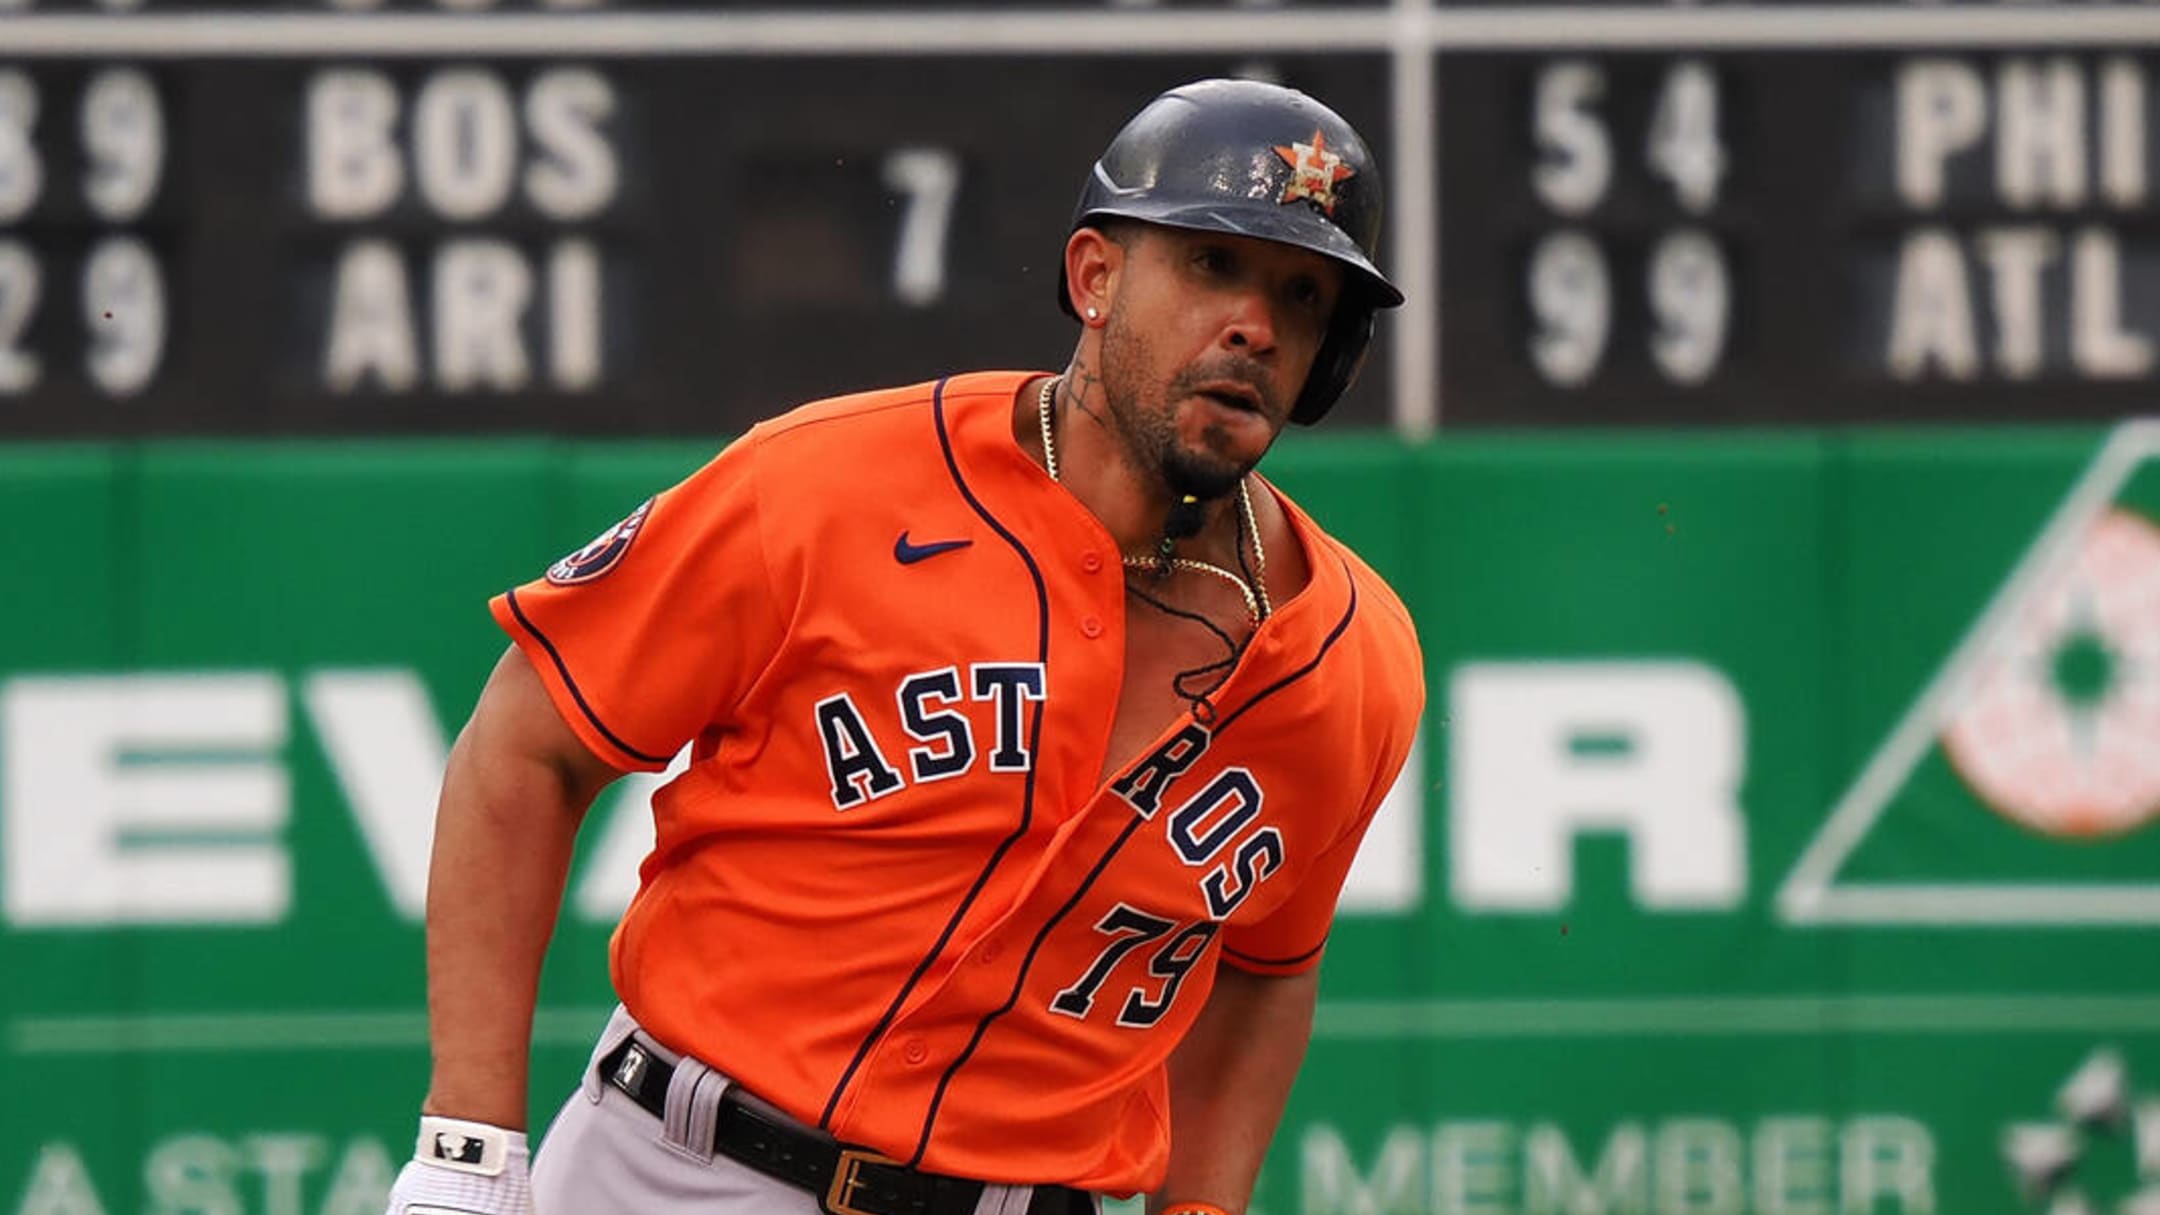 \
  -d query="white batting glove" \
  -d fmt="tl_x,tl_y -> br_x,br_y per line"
383,1116 -> 534,1215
